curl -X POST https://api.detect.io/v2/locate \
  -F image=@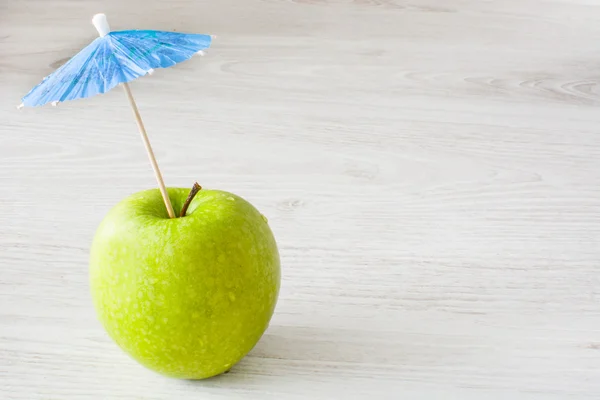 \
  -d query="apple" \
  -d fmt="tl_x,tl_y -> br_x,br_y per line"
89,187 -> 280,379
